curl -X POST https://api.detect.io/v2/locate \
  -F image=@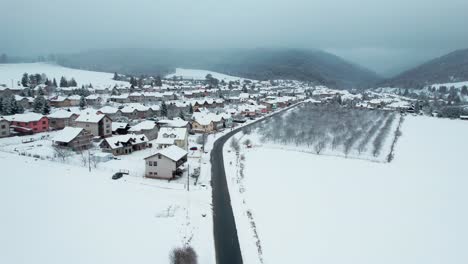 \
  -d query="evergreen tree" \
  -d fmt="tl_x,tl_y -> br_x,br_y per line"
138,75 -> 145,87
461,86 -> 468,96
42,101 -> 50,115
161,101 -> 168,117
79,95 -> 86,109
37,87 -> 44,96
403,88 -> 409,96
189,103 -> 193,114
52,78 -> 58,87
21,73 -> 29,87
113,72 -> 119,81
60,76 -> 68,87
154,76 -> 162,87
8,96 -> 19,115
179,110 -> 185,120
68,78 -> 77,87
33,96 -> 46,113
29,74 -> 37,88
129,77 -> 138,86
16,103 -> 24,114
34,73 -> 42,84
